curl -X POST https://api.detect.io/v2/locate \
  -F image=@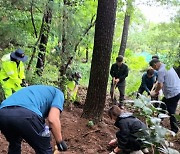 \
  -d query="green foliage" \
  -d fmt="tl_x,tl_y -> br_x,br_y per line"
26,62 -> 58,86
128,8 -> 180,67
130,96 -> 179,153
125,49 -> 148,96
